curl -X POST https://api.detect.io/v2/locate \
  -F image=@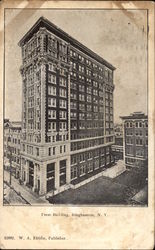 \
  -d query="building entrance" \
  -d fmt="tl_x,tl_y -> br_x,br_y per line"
29,161 -> 34,187
60,160 -> 66,186
47,163 -> 55,192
